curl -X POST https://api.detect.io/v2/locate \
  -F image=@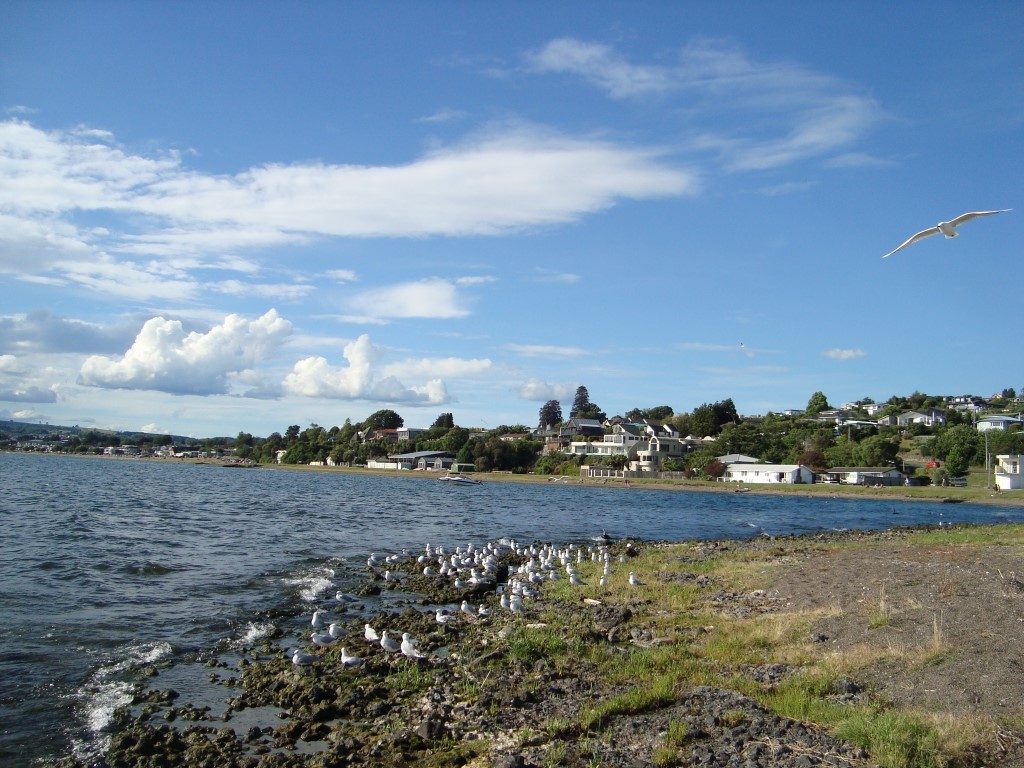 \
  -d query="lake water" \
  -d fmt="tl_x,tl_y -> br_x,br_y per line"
2,452 -> 1021,766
